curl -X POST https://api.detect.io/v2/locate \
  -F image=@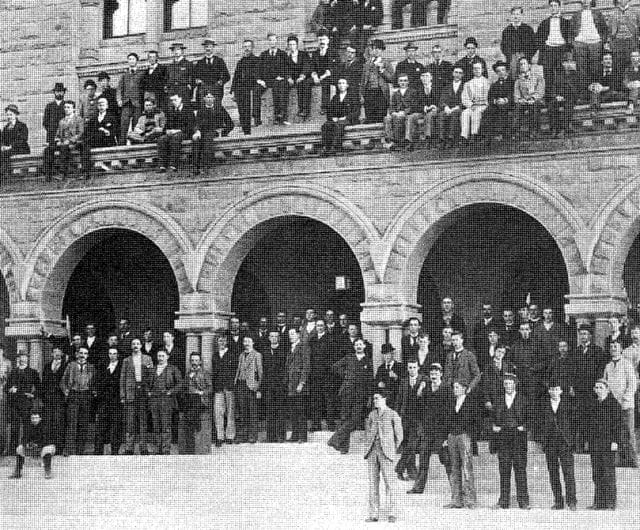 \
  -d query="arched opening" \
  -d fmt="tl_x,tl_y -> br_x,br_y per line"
418,204 -> 570,333
623,233 -> 640,312
231,217 -> 366,326
59,229 -> 180,340
0,275 -> 11,356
